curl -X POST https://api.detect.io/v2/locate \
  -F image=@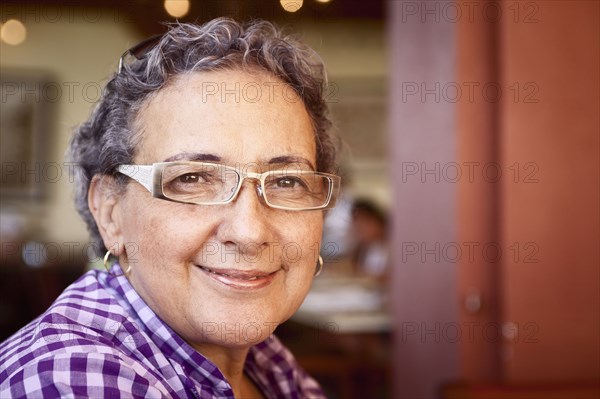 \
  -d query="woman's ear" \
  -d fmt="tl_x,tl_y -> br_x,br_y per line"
88,175 -> 125,255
